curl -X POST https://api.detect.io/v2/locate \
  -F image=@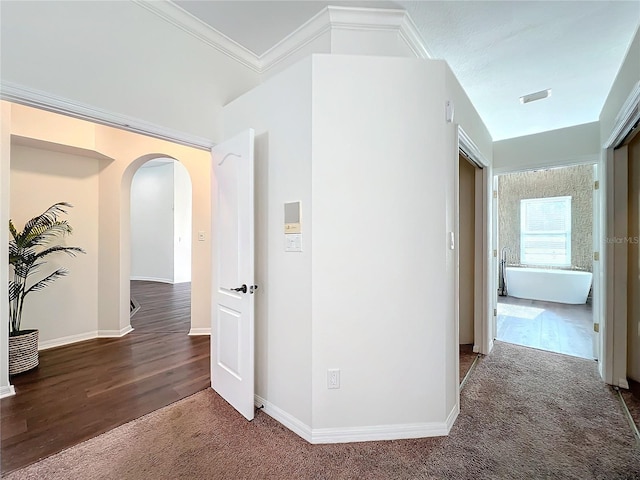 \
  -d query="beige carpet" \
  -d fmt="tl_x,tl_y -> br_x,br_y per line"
4,342 -> 639,480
